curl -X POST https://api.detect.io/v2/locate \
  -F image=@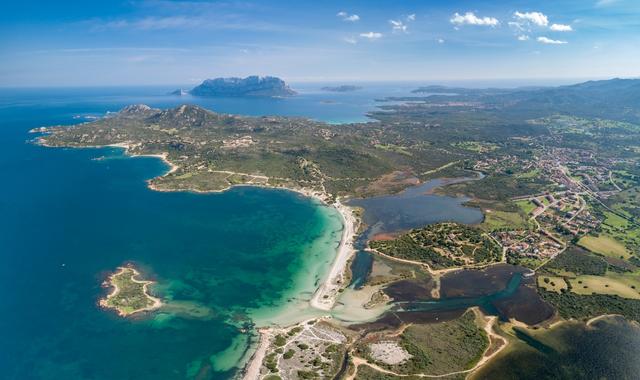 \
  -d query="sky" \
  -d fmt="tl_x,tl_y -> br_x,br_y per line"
0,0 -> 639,86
